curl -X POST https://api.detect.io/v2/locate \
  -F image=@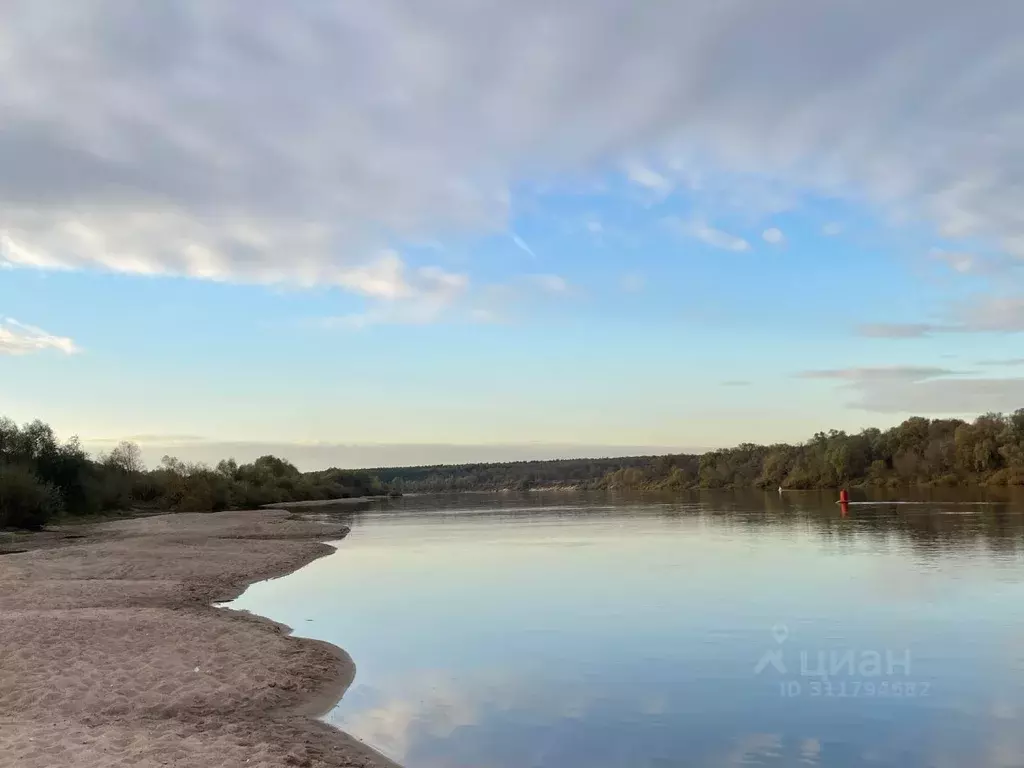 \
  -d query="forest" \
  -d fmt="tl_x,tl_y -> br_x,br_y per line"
604,411 -> 1024,491
0,417 -> 385,530
374,456 -> 659,493
378,411 -> 1024,492
3,410 -> 1023,530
